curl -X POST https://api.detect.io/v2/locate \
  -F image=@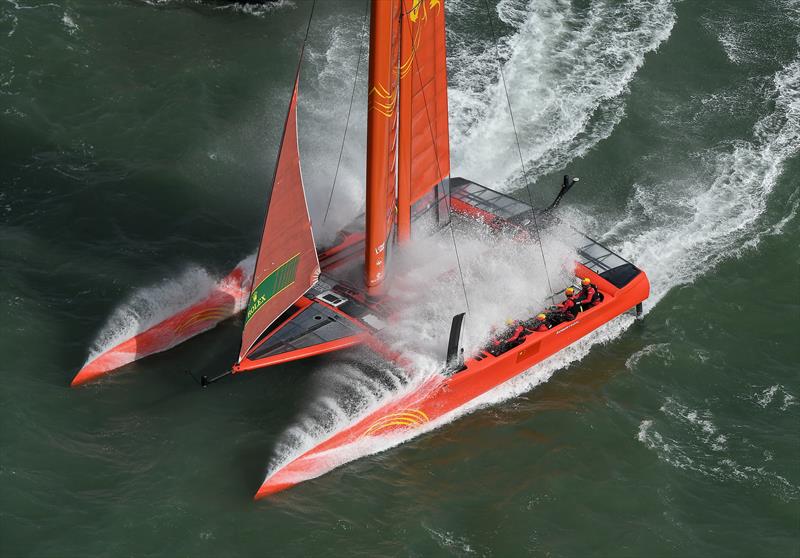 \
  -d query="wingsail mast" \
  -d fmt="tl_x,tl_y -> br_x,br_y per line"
365,0 -> 401,293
